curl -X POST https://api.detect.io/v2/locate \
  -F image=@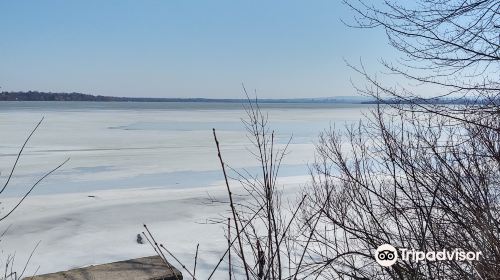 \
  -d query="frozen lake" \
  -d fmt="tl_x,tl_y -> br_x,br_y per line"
0,101 -> 371,277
